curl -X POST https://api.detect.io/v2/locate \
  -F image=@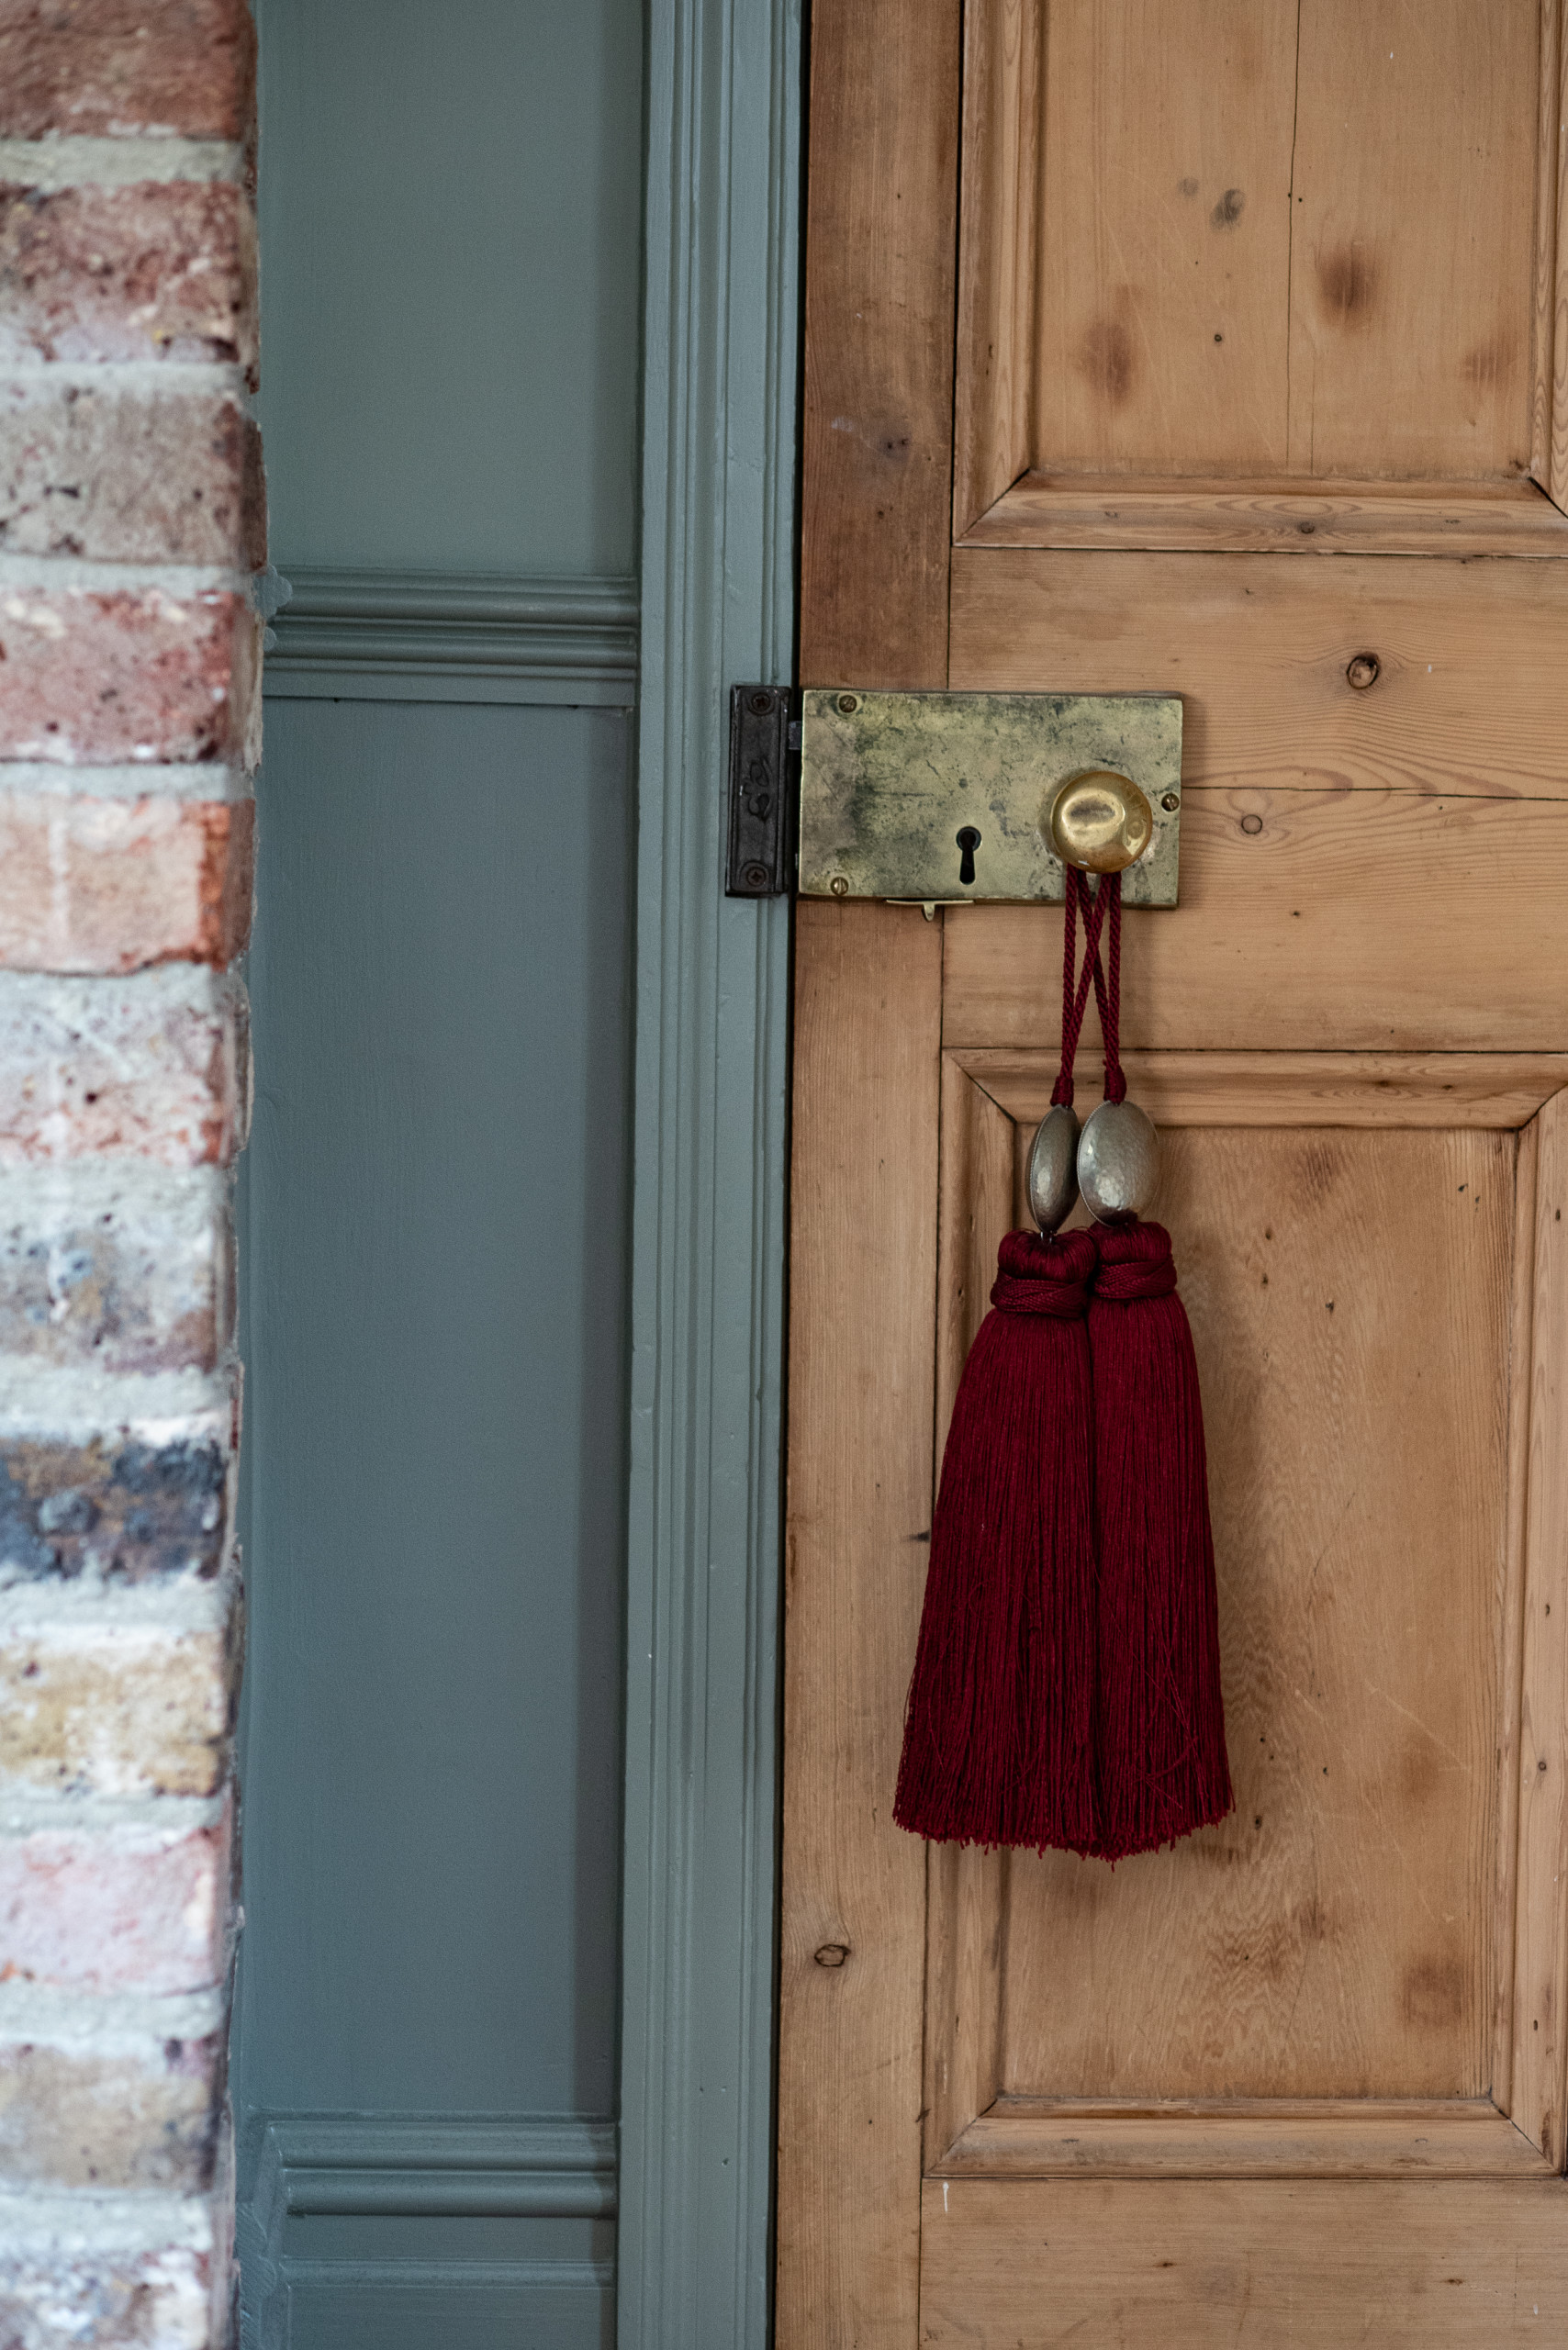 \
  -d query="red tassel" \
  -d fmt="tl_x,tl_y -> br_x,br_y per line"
1089,1221 -> 1232,1860
895,1225 -> 1100,1856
